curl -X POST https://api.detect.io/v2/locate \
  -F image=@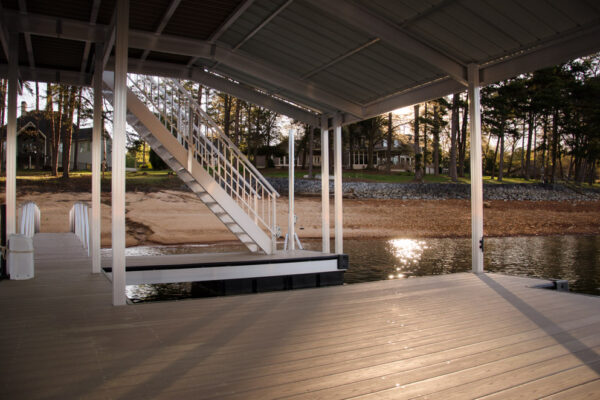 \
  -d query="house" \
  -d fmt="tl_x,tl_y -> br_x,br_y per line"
273,128 -> 414,171
0,104 -> 111,171
68,127 -> 112,171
